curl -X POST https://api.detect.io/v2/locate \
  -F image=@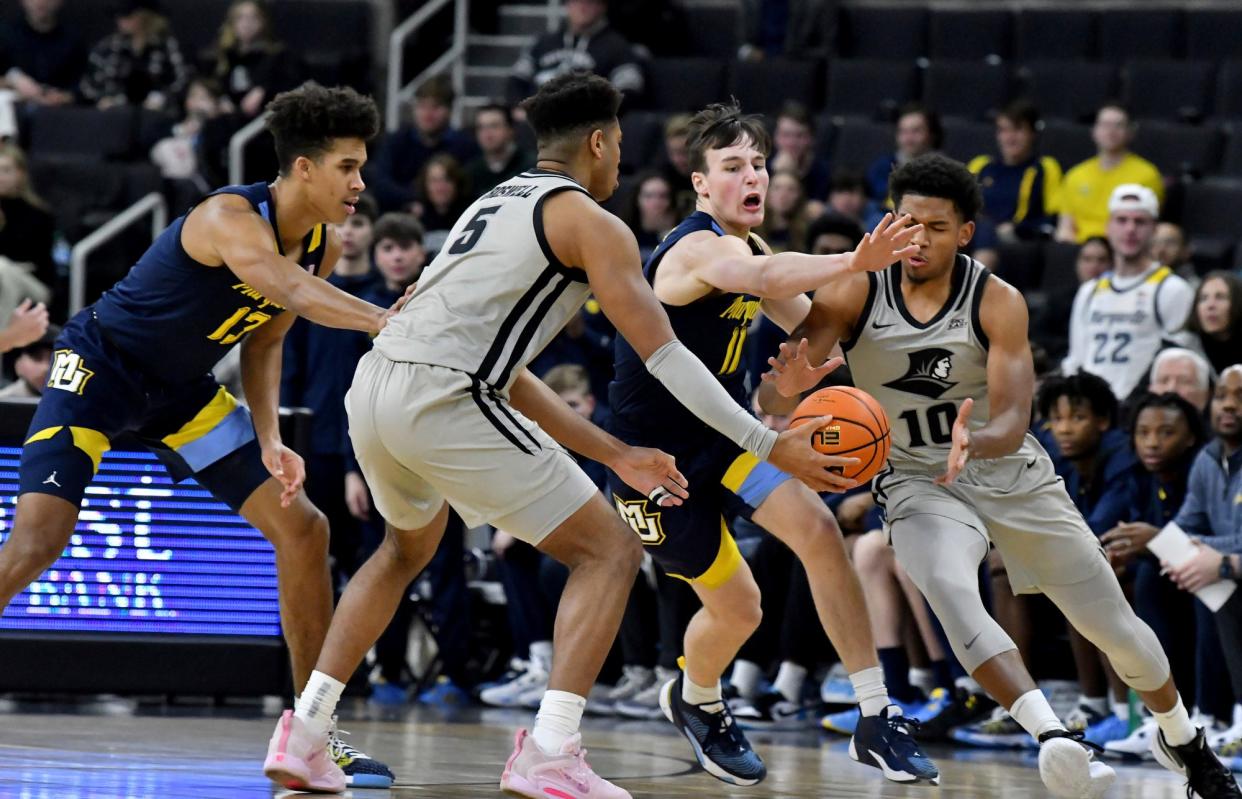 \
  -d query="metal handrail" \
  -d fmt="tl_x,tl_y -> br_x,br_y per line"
386,0 -> 469,133
228,113 -> 268,186
69,192 -> 167,315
